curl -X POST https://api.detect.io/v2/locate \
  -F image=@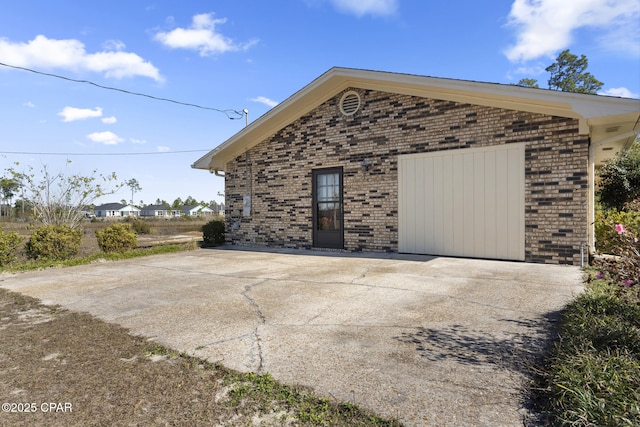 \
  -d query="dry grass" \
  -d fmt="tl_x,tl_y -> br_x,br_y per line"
0,289 -> 401,426
0,218 -> 401,426
0,218 -> 209,260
